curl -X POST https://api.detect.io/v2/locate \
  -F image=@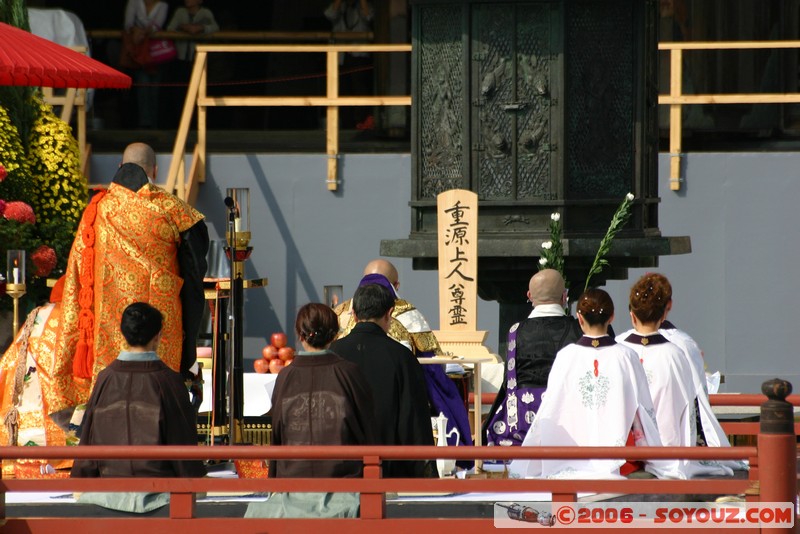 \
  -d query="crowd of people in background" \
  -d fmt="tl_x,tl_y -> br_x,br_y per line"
22,0 -> 393,133
121,0 -> 219,129
108,0 -> 374,130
